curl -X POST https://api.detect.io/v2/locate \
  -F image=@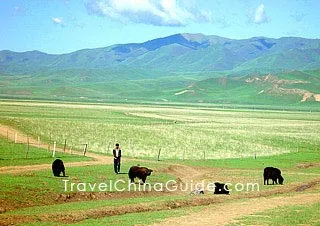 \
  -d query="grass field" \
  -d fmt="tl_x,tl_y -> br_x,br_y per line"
1,100 -> 320,225
1,101 -> 319,160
